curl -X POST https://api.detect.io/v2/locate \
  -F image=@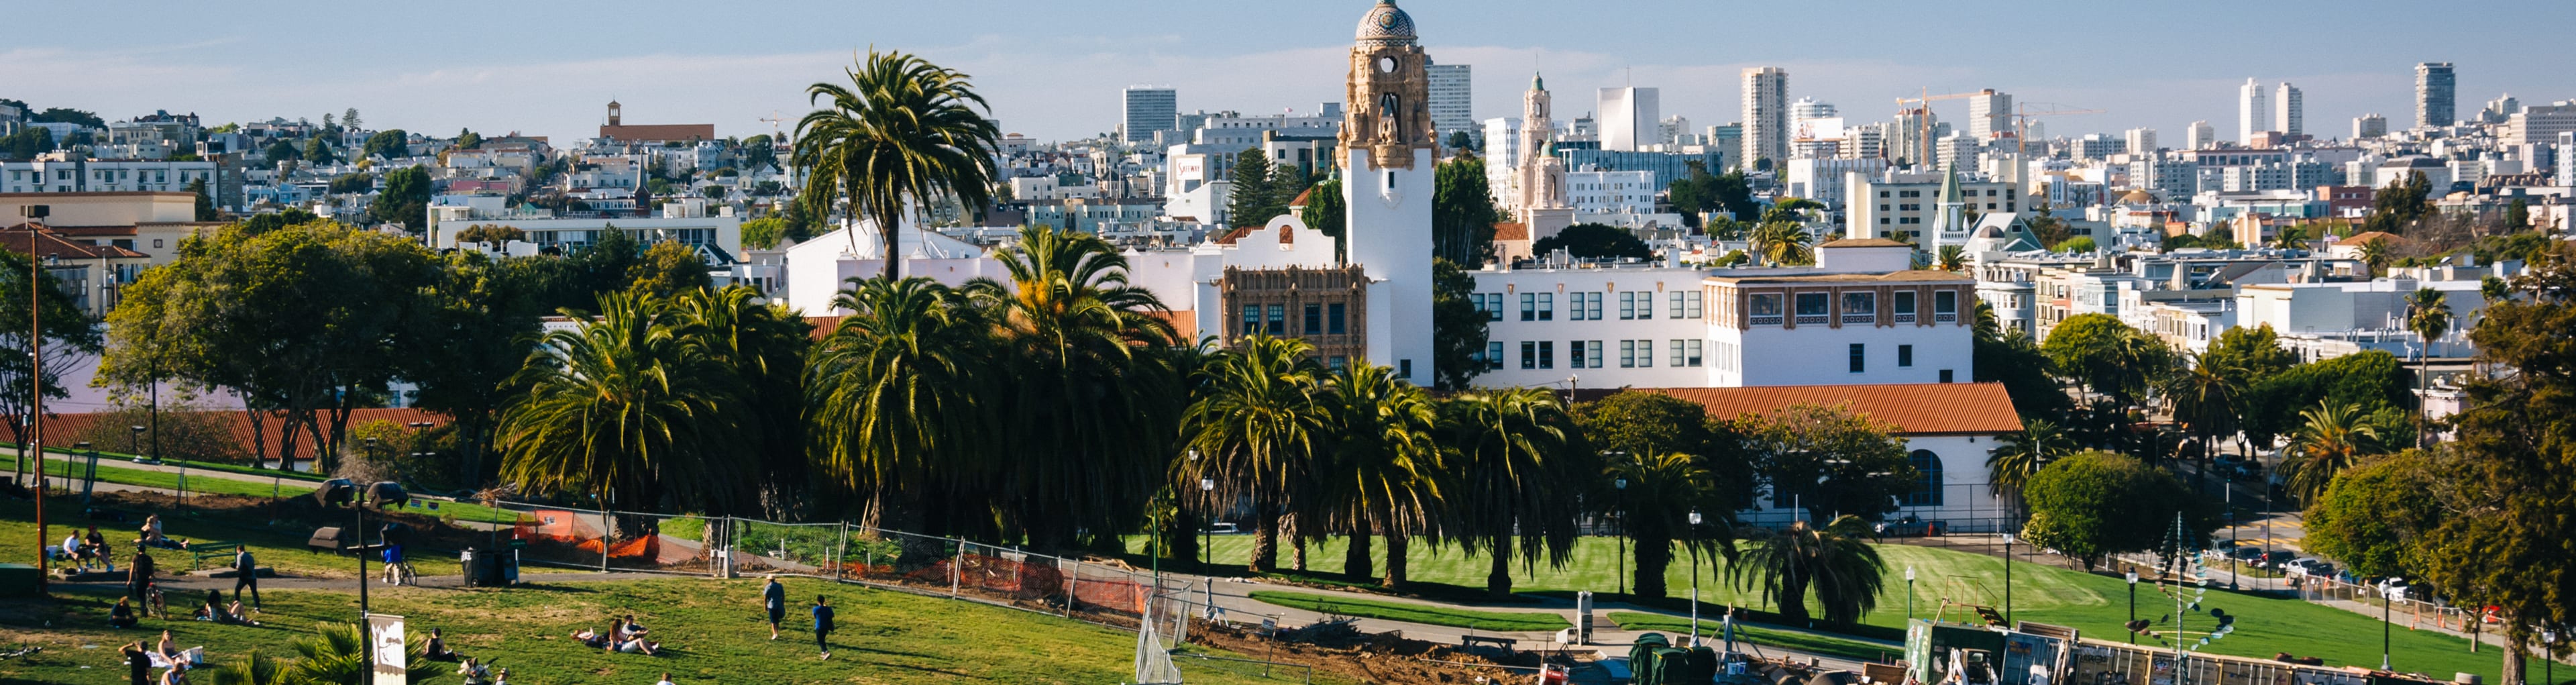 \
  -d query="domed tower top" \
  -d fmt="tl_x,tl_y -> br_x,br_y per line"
1356,1 -> 1416,46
